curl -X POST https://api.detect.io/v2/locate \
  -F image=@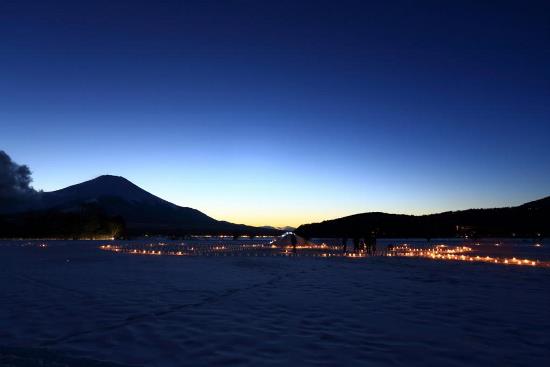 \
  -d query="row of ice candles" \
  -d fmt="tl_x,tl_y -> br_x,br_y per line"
389,244 -> 548,267
98,243 -> 548,267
